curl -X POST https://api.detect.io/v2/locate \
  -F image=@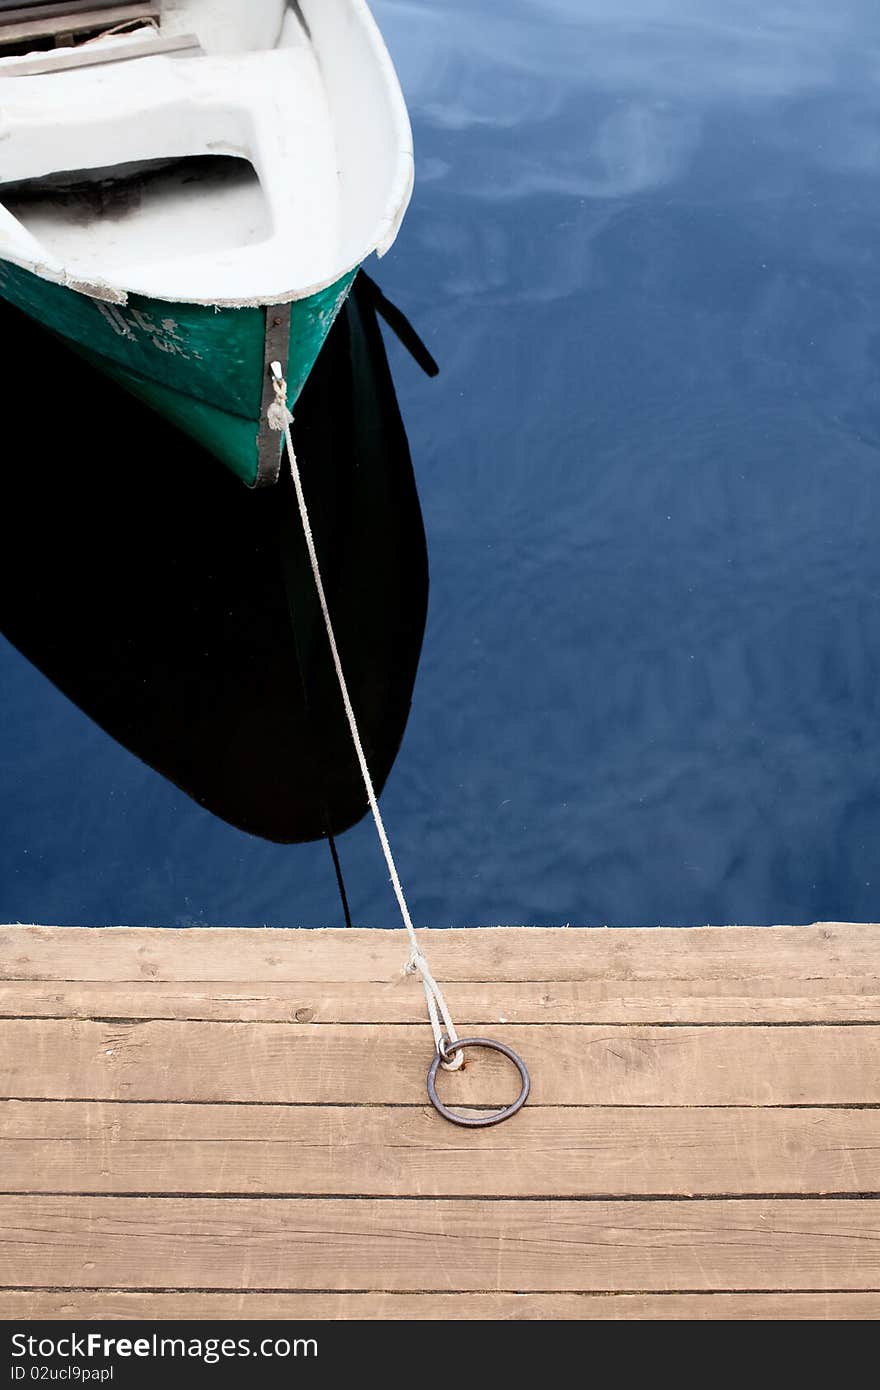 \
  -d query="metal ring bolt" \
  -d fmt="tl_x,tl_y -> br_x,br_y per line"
427,1035 -> 530,1128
